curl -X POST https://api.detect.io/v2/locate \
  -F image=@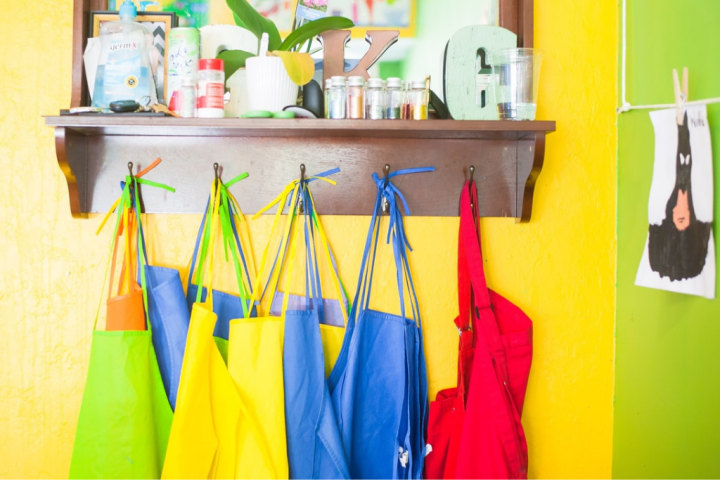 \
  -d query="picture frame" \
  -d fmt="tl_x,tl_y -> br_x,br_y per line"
89,11 -> 178,103
204,0 -> 297,35
326,0 -> 417,38
248,0 -> 297,36
291,0 -> 329,31
203,0 -> 417,38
